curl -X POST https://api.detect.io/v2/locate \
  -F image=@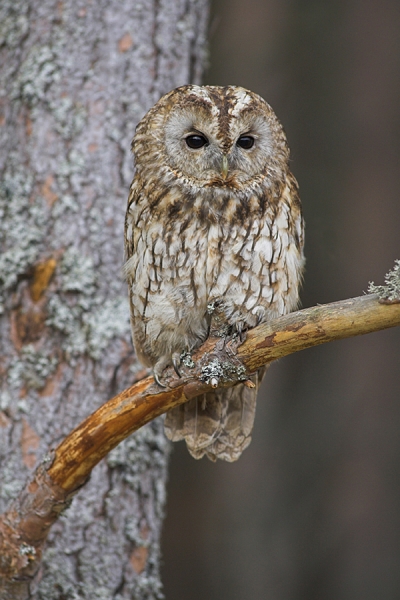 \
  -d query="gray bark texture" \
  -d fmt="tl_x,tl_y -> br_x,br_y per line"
0,1 -> 209,598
